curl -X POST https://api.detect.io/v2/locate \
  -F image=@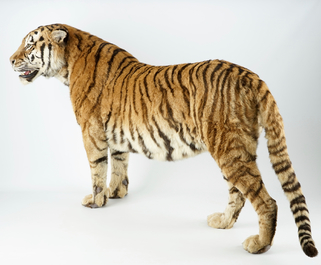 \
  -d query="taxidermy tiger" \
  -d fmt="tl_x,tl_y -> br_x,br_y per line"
10,23 -> 318,257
